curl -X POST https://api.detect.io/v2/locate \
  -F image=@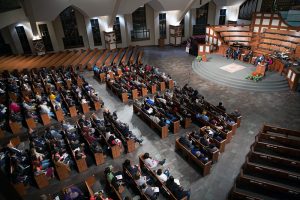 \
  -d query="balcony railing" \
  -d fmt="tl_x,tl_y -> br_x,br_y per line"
131,29 -> 150,41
